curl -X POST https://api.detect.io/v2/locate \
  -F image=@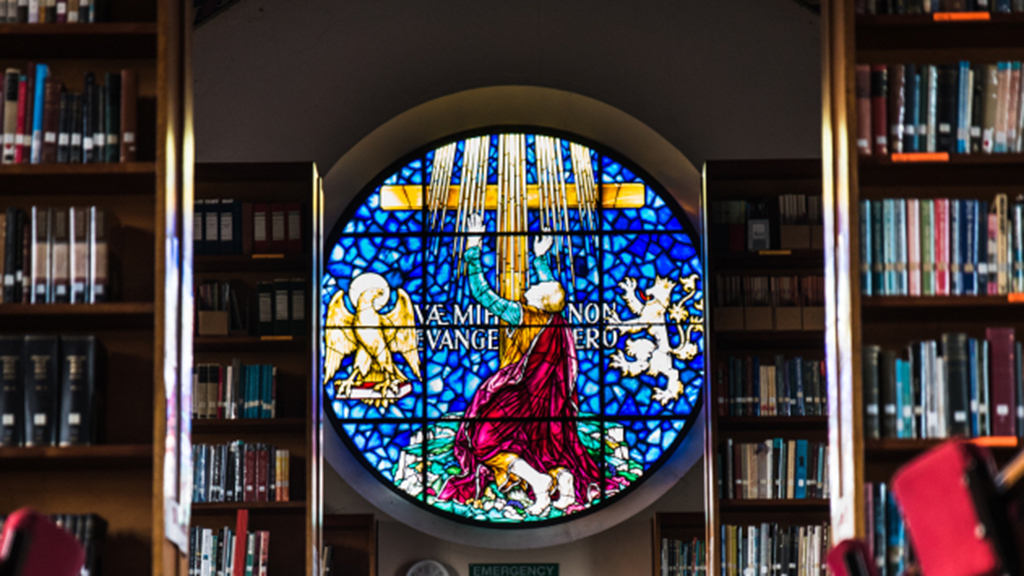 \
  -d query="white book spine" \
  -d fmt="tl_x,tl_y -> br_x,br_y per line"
908,198 -> 921,296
